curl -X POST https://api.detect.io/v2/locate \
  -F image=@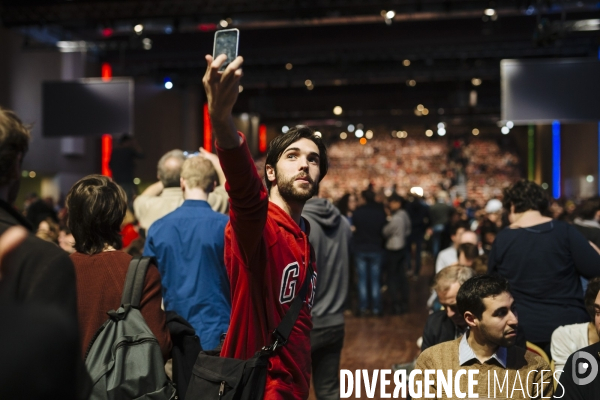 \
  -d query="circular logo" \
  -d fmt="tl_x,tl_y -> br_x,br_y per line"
572,351 -> 599,386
